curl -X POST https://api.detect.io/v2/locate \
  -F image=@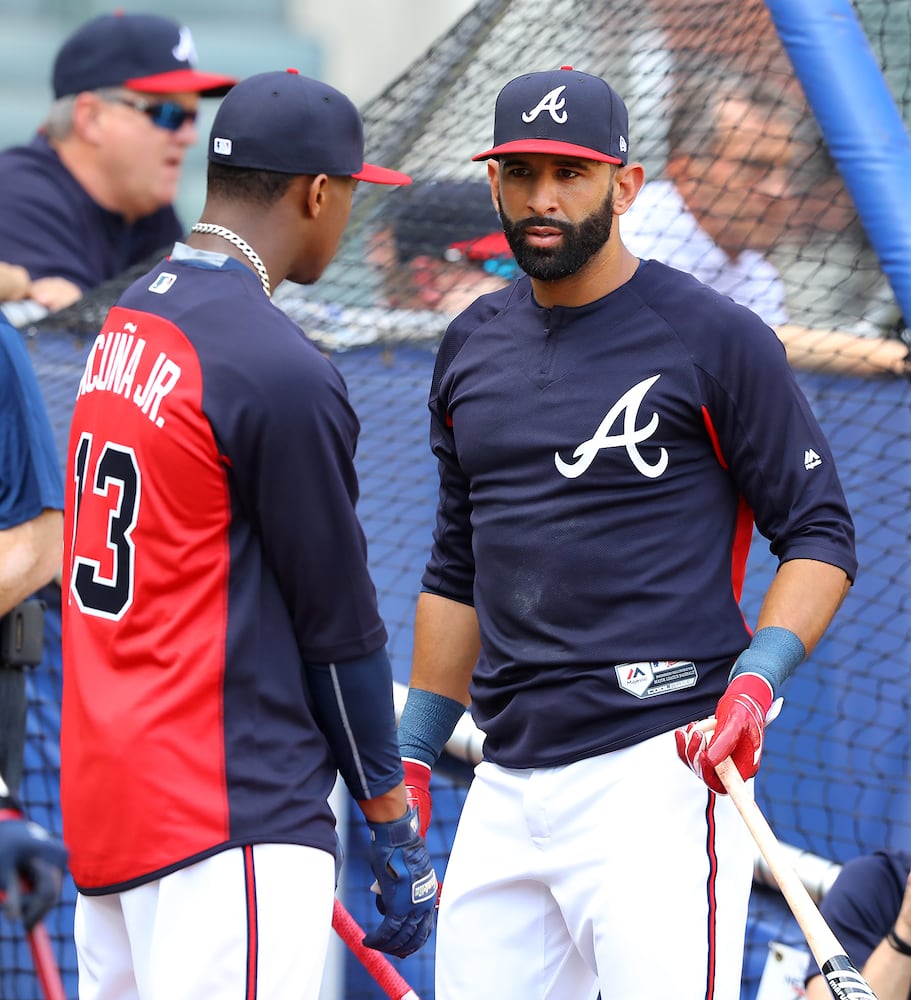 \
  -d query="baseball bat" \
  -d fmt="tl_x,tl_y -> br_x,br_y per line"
715,758 -> 879,1000
332,897 -> 422,1000
0,888 -> 66,1000
26,920 -> 67,1000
